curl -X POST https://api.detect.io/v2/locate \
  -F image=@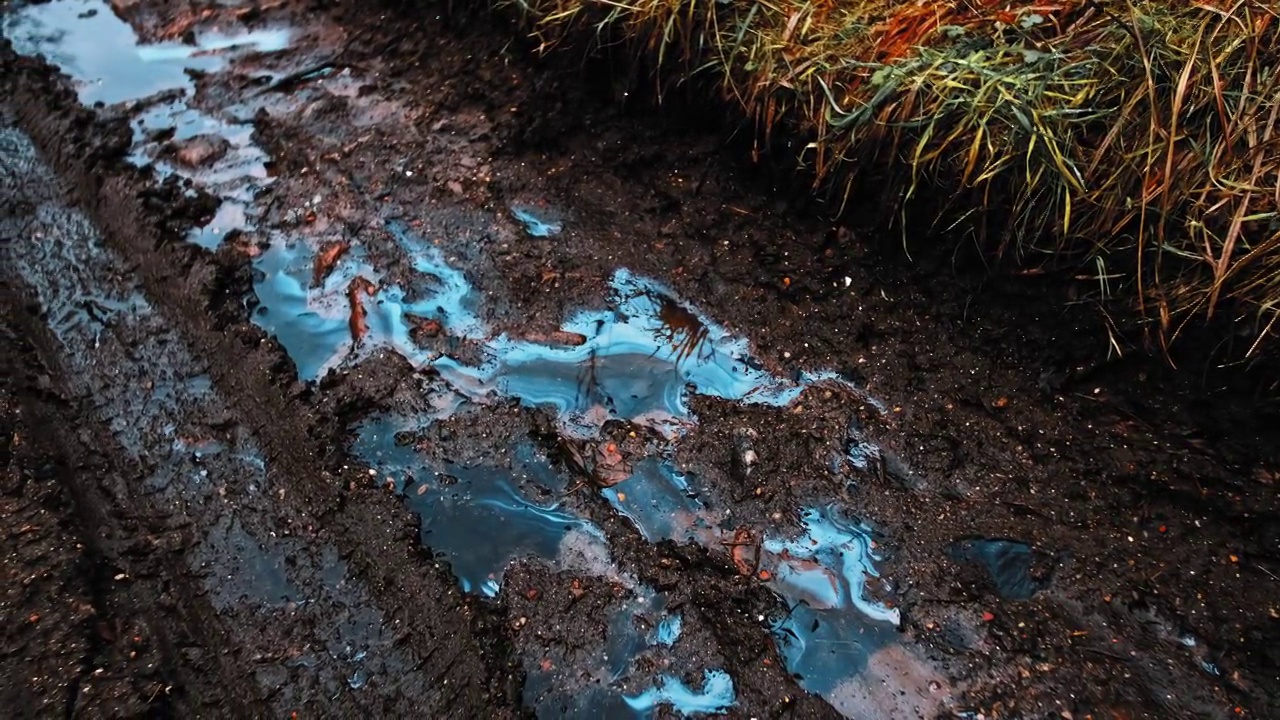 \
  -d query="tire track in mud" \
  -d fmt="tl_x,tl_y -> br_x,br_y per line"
1,117 -> 246,716
1,41 -> 518,720
0,119 -> 469,715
